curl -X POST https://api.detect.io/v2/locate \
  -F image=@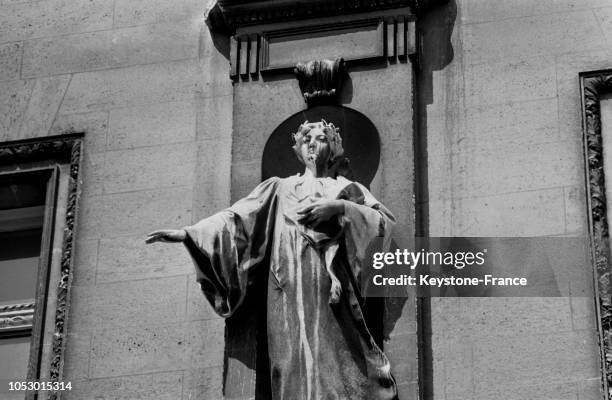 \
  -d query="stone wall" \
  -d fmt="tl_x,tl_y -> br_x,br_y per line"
0,0 -> 611,398
422,1 -> 612,398
0,0 -> 231,398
